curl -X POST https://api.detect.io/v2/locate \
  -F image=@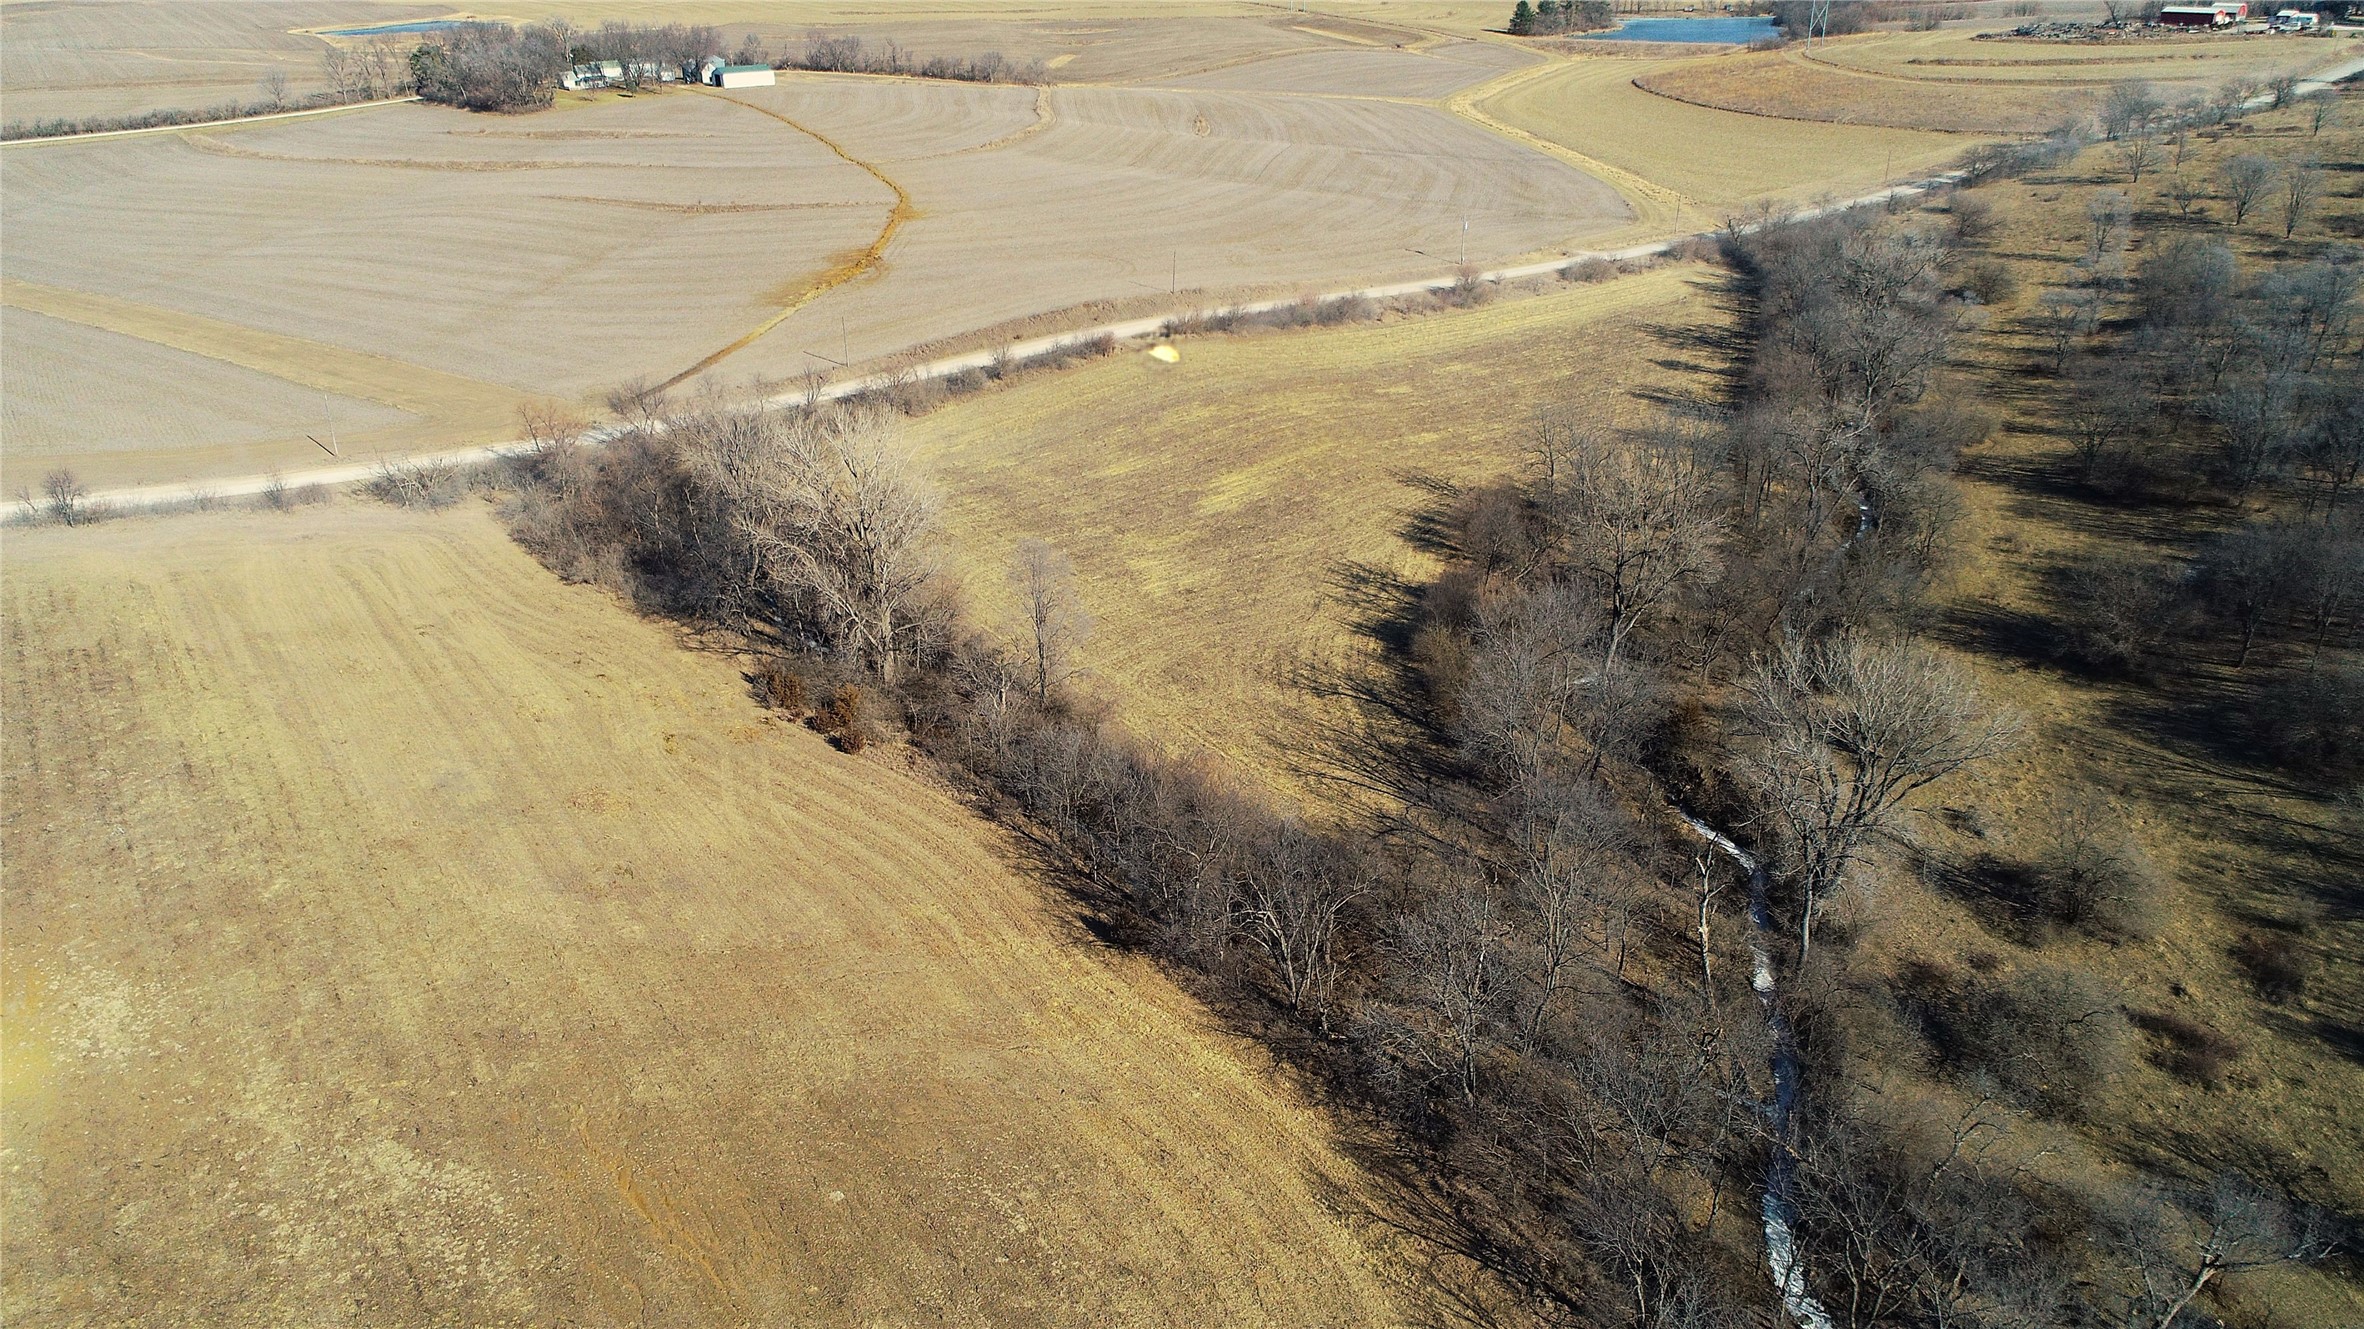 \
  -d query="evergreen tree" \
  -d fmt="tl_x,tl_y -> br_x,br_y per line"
1509,1 -> 1536,35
